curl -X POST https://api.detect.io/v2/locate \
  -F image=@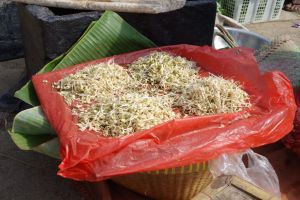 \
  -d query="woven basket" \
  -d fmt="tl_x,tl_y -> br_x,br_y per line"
112,162 -> 213,200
